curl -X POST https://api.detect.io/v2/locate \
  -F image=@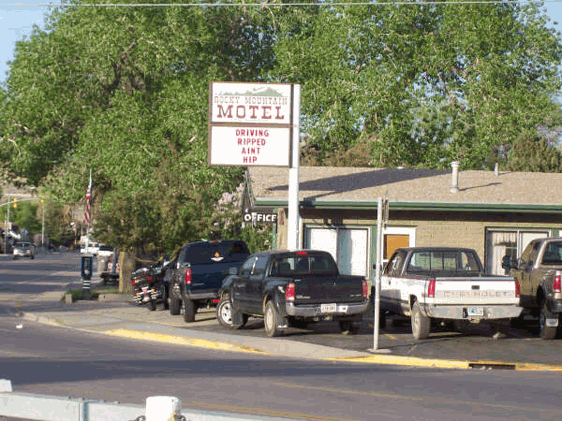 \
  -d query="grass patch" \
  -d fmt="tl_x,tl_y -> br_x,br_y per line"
94,286 -> 129,295
62,289 -> 100,302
